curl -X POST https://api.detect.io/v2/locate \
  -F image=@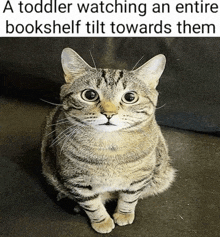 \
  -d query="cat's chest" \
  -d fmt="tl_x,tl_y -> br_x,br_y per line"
91,175 -> 130,193
82,157 -> 155,193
